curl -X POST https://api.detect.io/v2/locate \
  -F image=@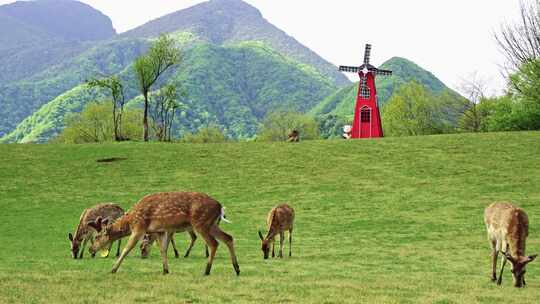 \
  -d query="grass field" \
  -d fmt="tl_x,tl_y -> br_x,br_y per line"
1,132 -> 540,303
